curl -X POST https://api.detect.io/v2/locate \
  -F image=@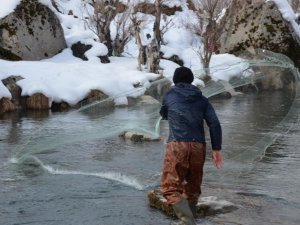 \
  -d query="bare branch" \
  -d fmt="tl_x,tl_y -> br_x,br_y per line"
160,16 -> 174,45
83,0 -> 119,56
112,4 -> 135,56
187,0 -> 232,69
